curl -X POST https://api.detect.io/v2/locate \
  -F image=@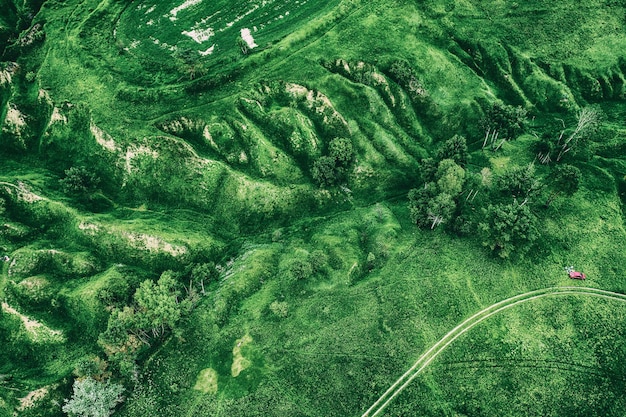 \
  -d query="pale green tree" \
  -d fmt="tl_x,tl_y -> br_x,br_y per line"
62,377 -> 124,417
